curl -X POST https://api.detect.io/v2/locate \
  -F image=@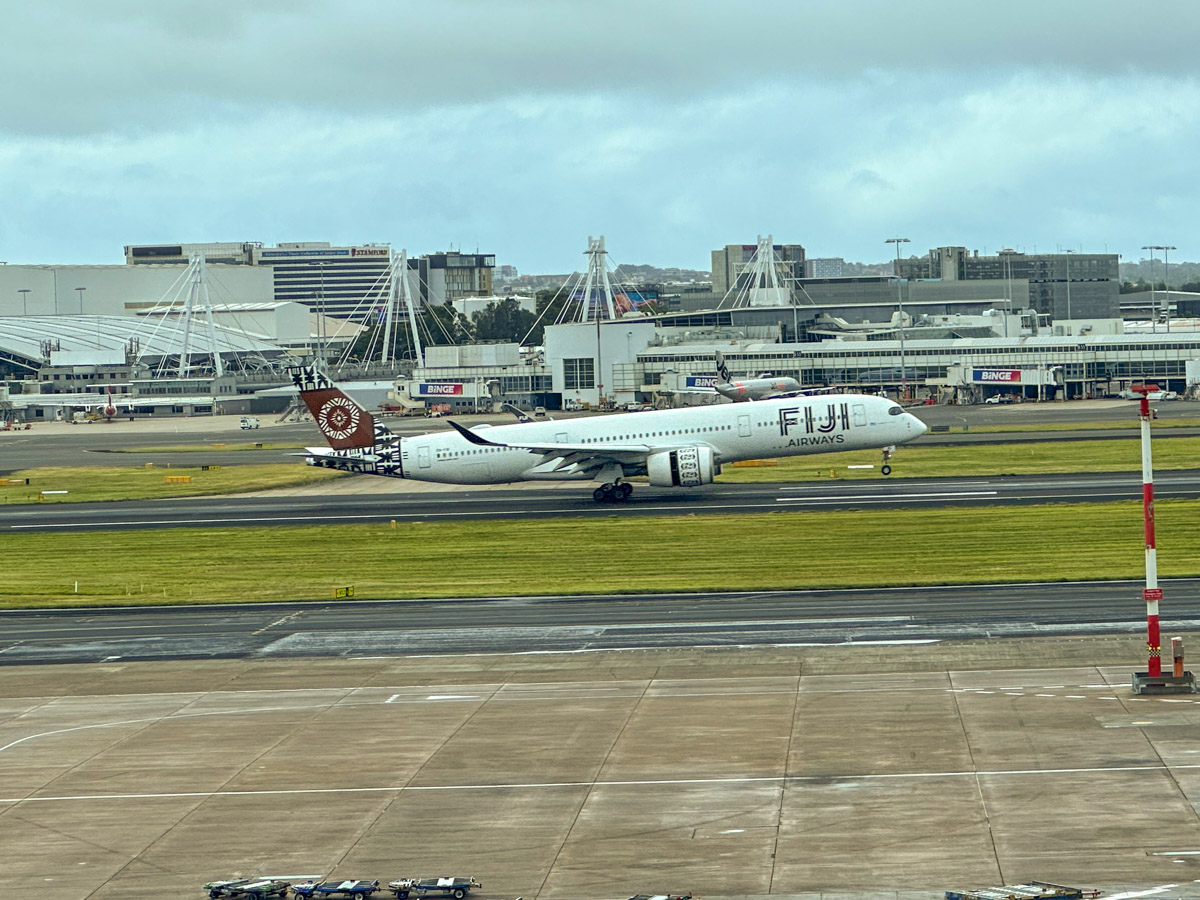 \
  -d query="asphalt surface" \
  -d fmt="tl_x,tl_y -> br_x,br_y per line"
4,469 -> 1200,531
2,578 -> 1197,664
